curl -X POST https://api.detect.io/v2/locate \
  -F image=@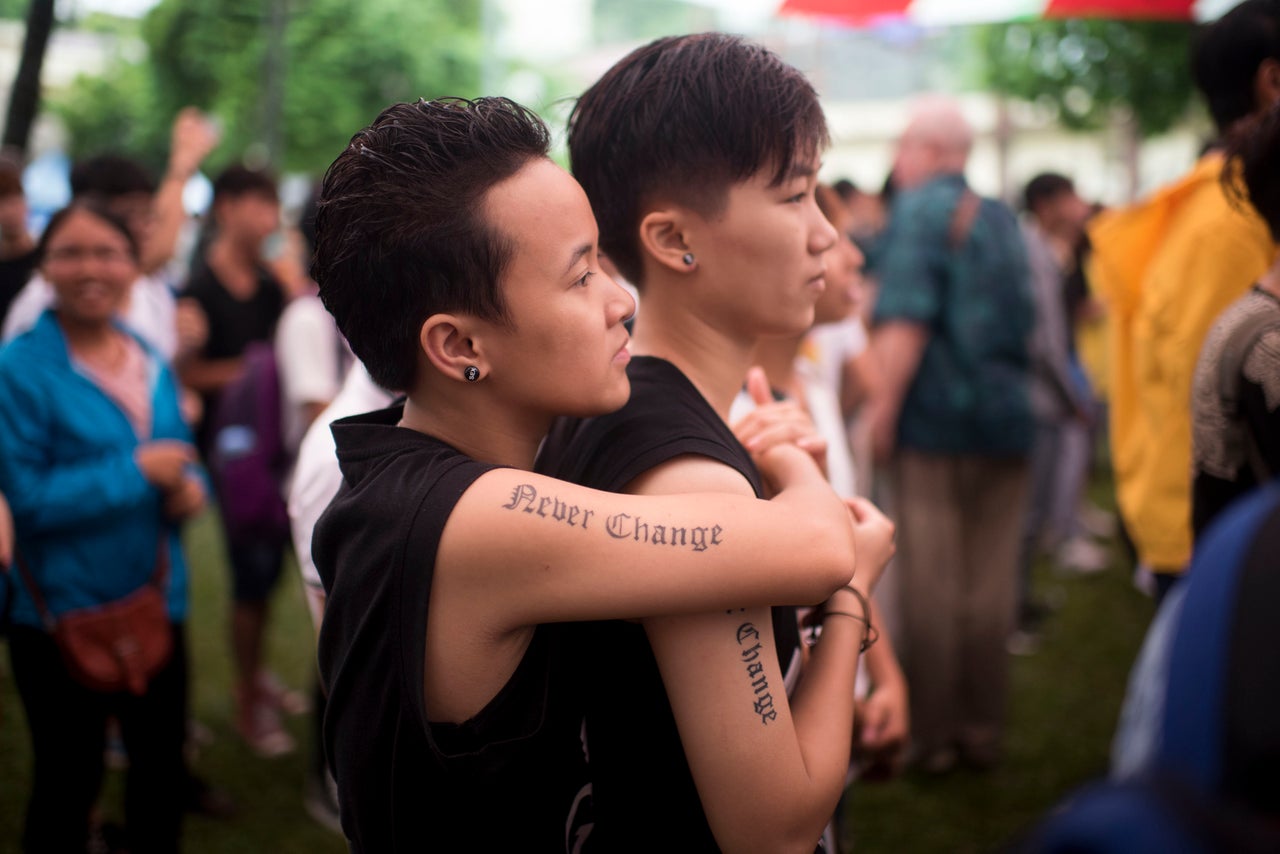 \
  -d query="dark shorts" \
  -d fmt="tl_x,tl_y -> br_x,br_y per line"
226,532 -> 287,603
